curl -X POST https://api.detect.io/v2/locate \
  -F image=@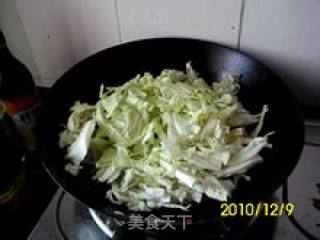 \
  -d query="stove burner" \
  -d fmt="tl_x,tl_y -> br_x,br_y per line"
89,209 -> 115,238
55,191 -> 112,240
55,189 -> 264,240
55,191 -> 68,240
86,204 -> 262,239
